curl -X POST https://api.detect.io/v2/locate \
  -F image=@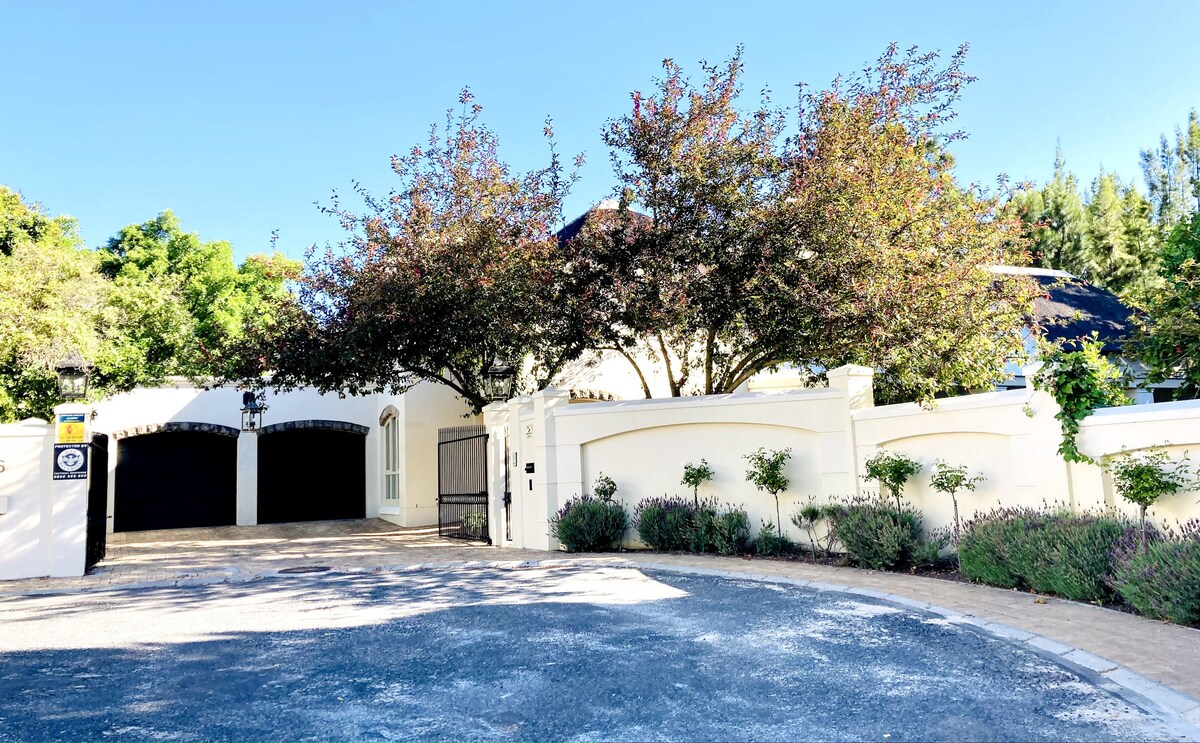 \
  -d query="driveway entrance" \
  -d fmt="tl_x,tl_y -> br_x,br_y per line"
95,519 -> 529,587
